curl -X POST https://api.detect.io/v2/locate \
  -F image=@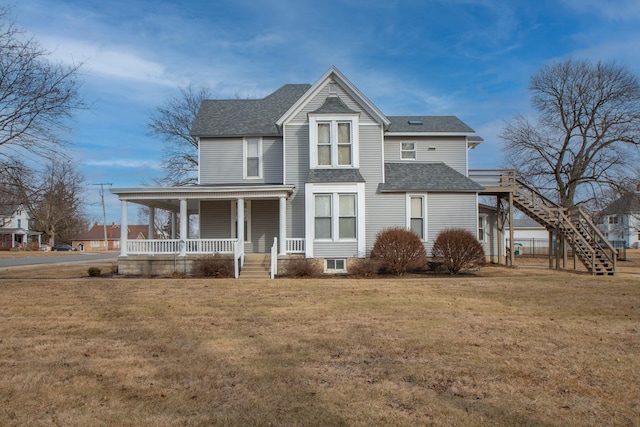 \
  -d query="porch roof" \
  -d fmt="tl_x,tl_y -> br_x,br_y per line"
110,184 -> 295,212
